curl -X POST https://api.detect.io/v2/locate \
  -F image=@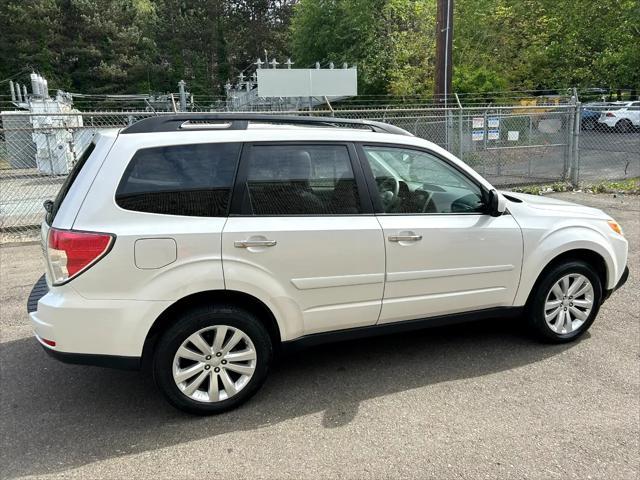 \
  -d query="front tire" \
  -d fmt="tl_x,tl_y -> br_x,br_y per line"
153,304 -> 272,415
526,261 -> 602,343
582,118 -> 596,131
